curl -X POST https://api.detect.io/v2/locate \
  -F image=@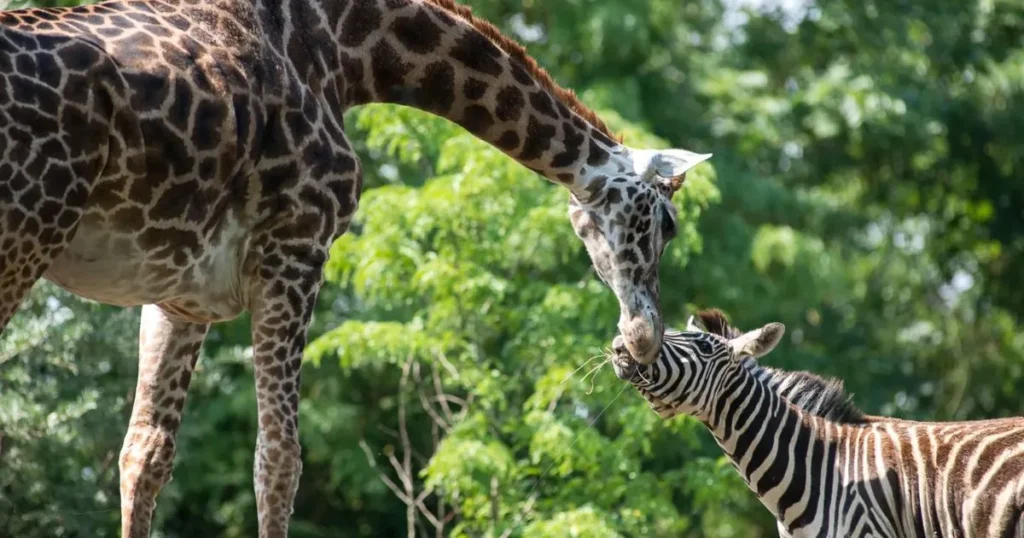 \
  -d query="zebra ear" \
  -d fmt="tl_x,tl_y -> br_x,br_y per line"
685,315 -> 705,332
729,323 -> 785,359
